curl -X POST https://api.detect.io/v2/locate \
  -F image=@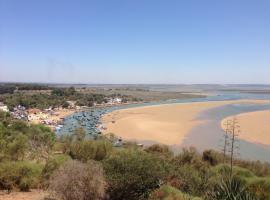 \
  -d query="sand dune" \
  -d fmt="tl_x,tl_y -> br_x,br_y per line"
221,110 -> 270,146
102,99 -> 270,146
